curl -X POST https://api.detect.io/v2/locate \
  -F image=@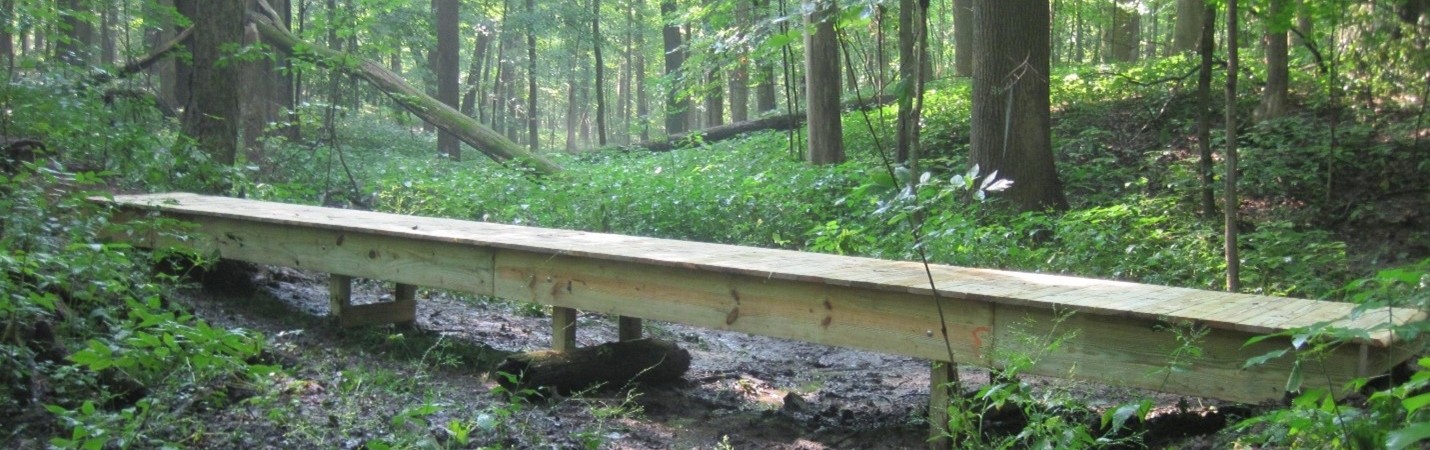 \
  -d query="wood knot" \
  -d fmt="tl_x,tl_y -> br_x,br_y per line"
368,249 -> 378,259
335,234 -> 345,246
725,307 -> 740,326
